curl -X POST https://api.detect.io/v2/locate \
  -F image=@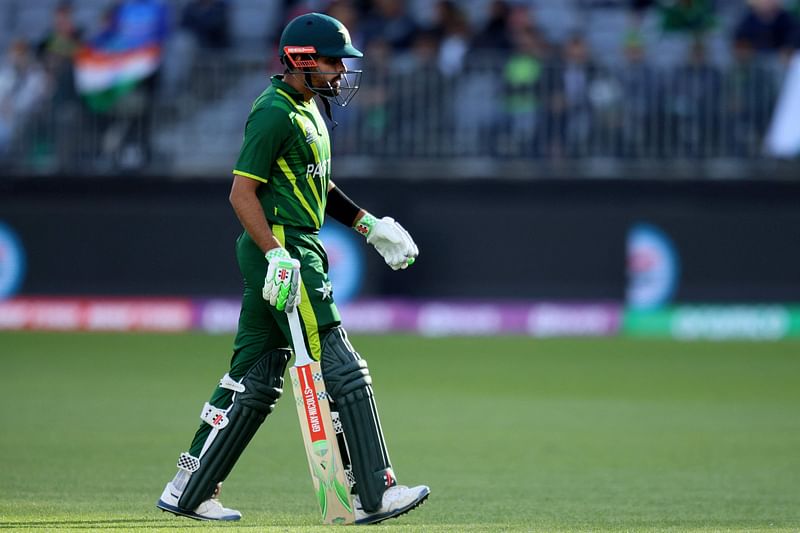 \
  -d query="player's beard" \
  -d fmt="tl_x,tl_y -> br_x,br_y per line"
306,70 -> 361,107
311,74 -> 341,98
